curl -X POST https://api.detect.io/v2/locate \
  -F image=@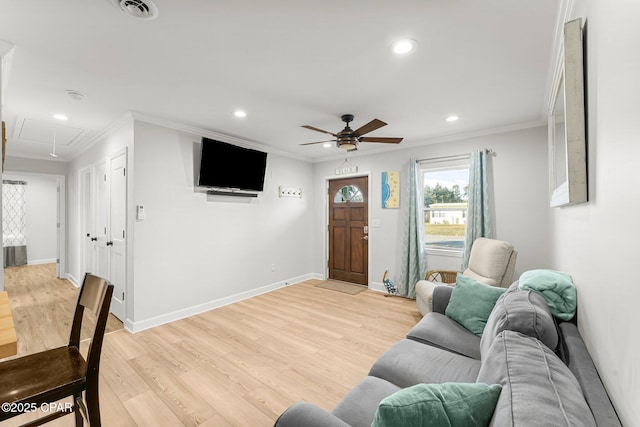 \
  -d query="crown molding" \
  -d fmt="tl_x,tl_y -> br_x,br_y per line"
129,111 -> 313,163
311,119 -> 546,163
71,112 -> 134,160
